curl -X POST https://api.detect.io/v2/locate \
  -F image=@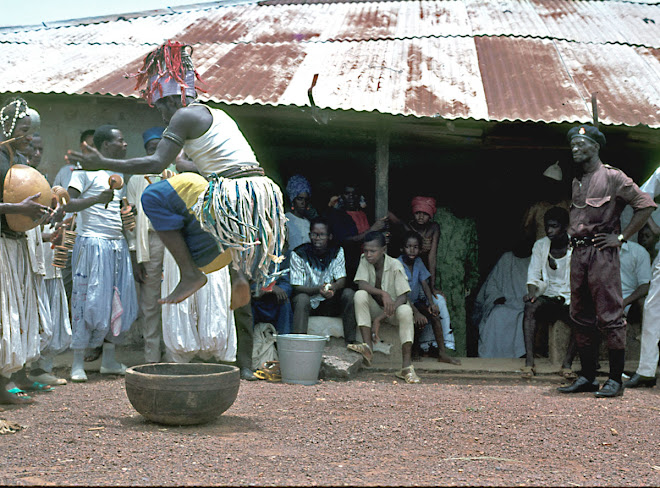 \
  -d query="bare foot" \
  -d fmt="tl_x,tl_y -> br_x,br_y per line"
0,389 -> 34,405
160,272 -> 208,304
438,353 -> 461,365
231,276 -> 251,310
